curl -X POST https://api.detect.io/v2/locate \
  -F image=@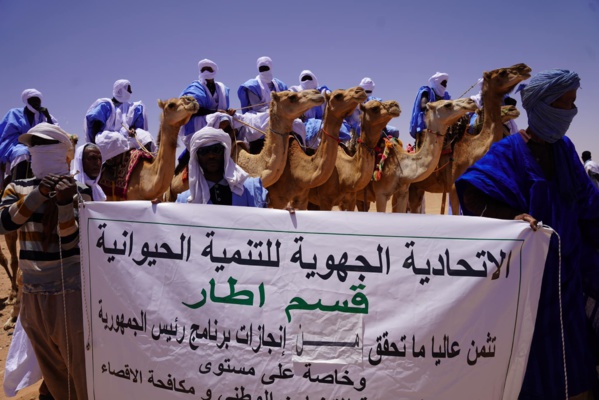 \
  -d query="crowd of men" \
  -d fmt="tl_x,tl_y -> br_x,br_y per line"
0,59 -> 598,399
